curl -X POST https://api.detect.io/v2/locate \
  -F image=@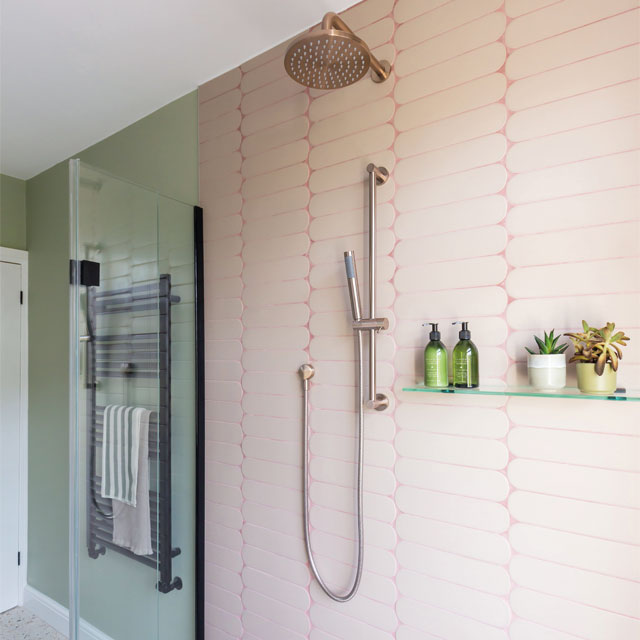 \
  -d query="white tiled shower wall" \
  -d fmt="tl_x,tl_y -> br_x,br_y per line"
199,0 -> 640,638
